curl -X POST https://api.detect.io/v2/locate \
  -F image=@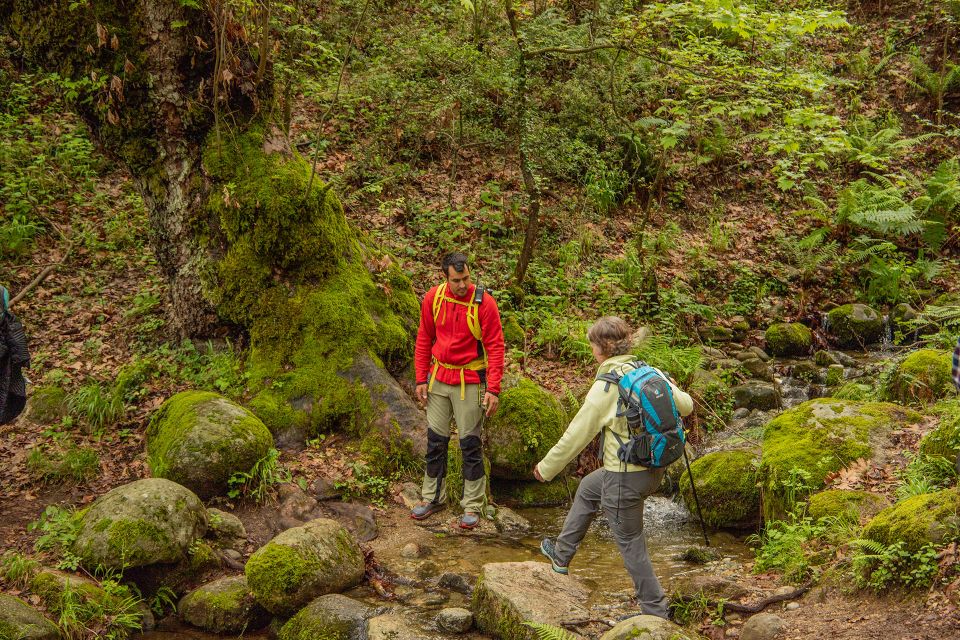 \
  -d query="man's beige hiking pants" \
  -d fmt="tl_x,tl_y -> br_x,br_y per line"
420,380 -> 486,514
